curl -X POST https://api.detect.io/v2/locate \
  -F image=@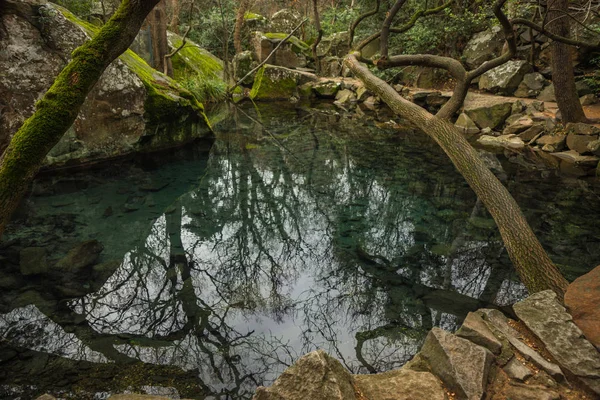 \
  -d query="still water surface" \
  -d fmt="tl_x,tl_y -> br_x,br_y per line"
1,103 -> 599,399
